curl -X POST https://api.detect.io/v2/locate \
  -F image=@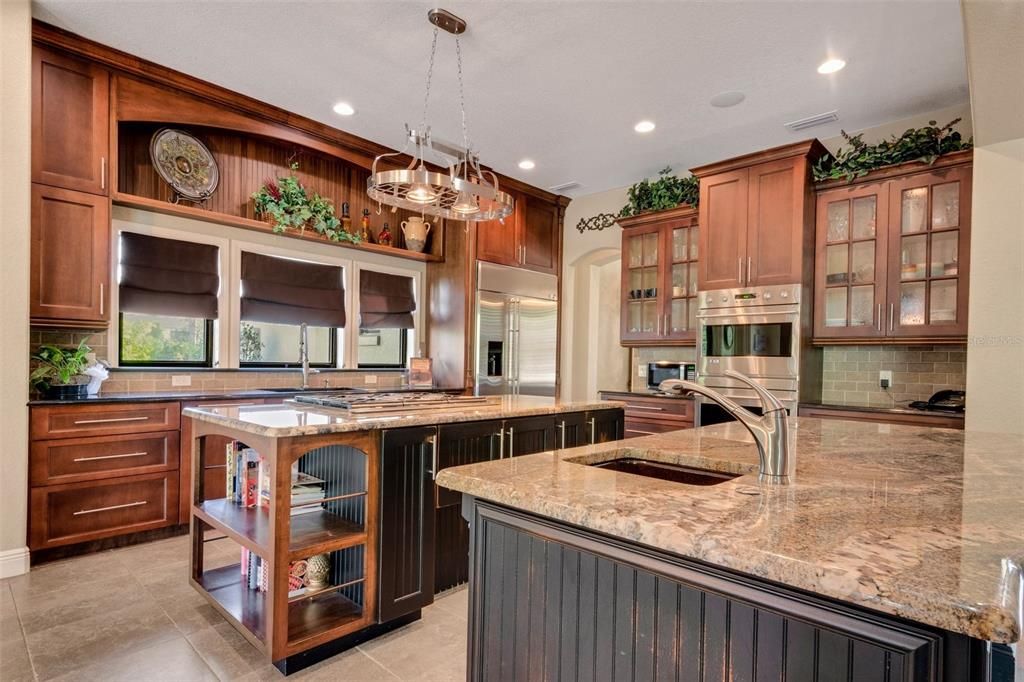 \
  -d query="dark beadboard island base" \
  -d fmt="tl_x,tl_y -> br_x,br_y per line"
463,498 -> 1015,682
